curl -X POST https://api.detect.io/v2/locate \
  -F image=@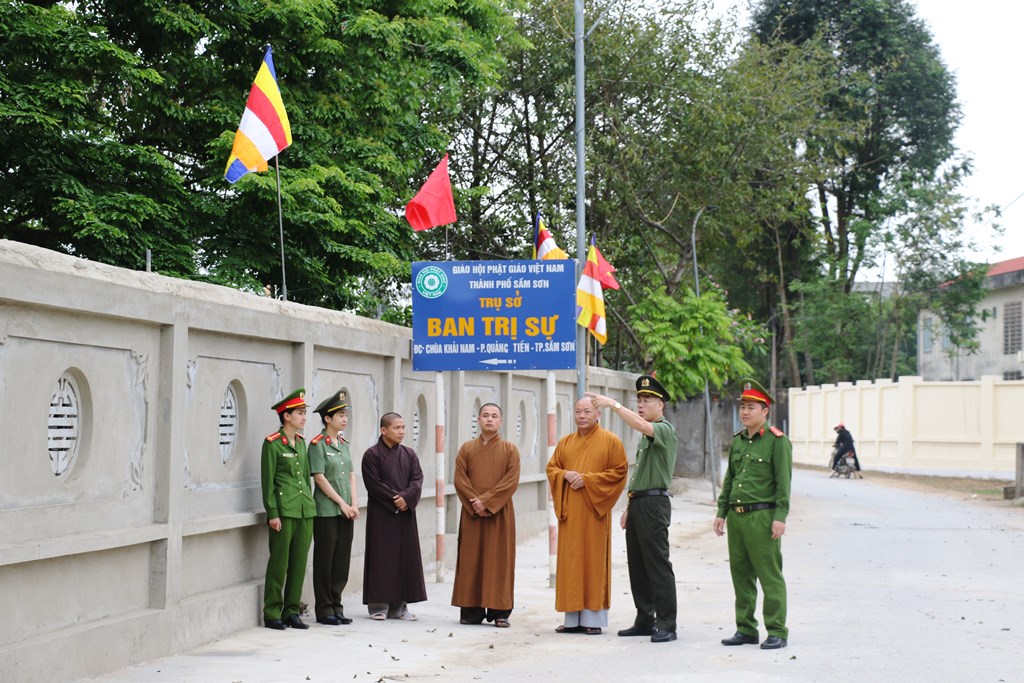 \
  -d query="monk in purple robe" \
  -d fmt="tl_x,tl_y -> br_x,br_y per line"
361,412 -> 427,620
